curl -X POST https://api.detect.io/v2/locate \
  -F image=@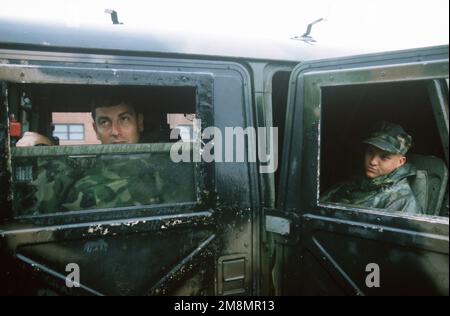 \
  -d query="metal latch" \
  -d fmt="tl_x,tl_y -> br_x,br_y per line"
265,215 -> 291,236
